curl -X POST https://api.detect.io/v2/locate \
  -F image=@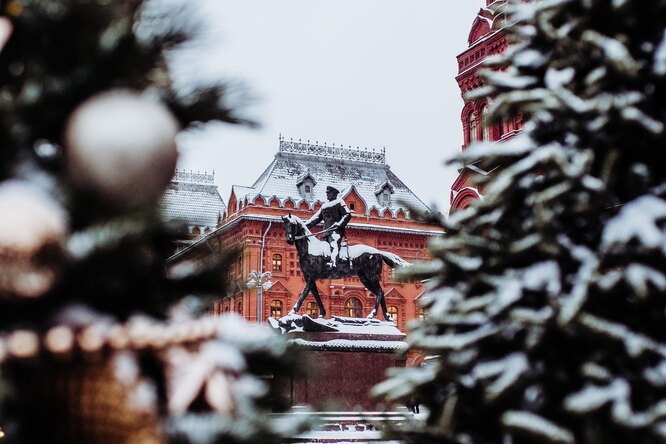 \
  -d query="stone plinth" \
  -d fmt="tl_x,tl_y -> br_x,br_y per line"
270,315 -> 407,411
